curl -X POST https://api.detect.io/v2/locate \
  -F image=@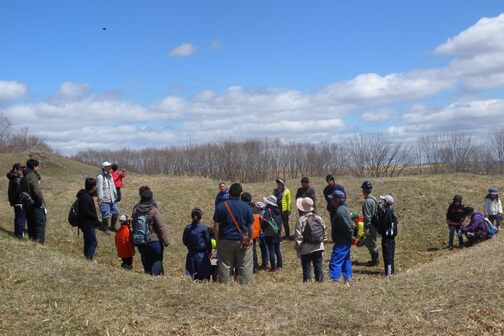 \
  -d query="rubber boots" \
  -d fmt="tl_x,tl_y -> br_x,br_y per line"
110,214 -> 118,232
99,218 -> 111,235
367,251 -> 379,266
